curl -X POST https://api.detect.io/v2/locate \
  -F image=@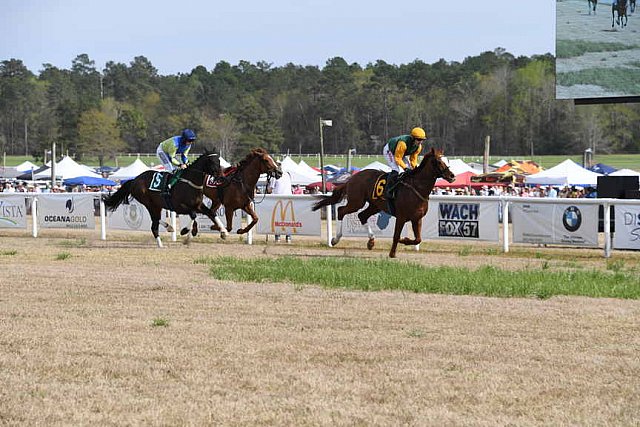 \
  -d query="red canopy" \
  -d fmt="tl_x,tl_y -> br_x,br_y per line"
435,171 -> 506,189
306,181 -> 336,191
